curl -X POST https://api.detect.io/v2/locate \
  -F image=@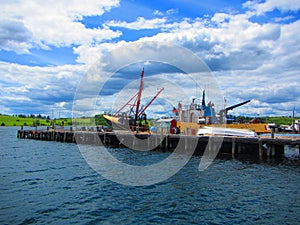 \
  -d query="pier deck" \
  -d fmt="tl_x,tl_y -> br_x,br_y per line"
17,129 -> 300,159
